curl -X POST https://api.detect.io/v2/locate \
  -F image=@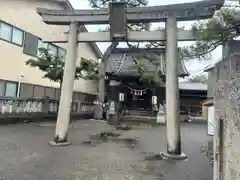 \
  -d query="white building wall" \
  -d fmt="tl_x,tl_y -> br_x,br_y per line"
0,0 -> 97,95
